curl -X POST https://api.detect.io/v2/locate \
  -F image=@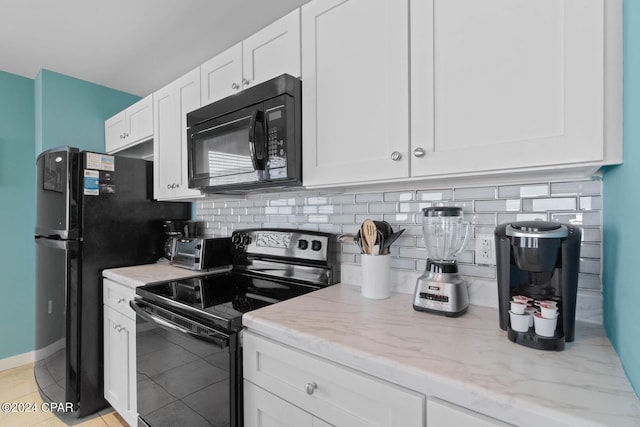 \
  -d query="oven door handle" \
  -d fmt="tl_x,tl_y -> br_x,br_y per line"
129,300 -> 229,349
